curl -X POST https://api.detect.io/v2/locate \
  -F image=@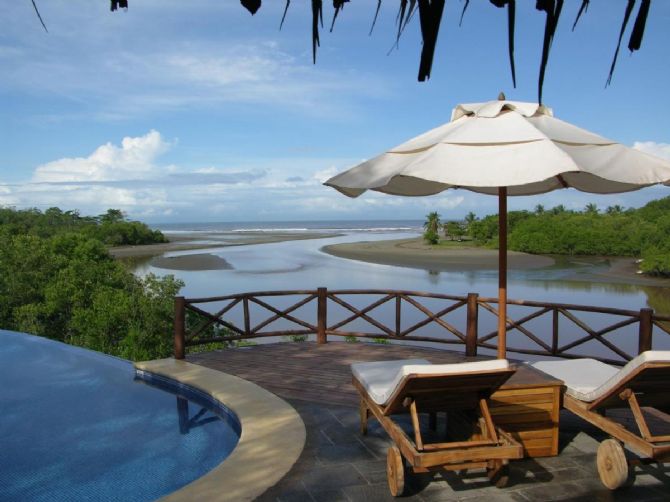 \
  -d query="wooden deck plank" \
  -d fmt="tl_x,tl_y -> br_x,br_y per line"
188,341 -> 470,407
